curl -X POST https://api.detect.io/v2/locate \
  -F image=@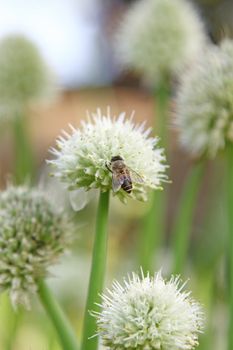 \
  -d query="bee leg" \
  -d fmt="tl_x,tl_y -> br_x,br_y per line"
105,162 -> 113,173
